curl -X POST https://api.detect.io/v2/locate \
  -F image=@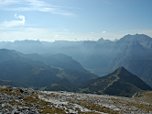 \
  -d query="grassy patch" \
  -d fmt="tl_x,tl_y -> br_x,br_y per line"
1,87 -> 66,114
111,97 -> 152,113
